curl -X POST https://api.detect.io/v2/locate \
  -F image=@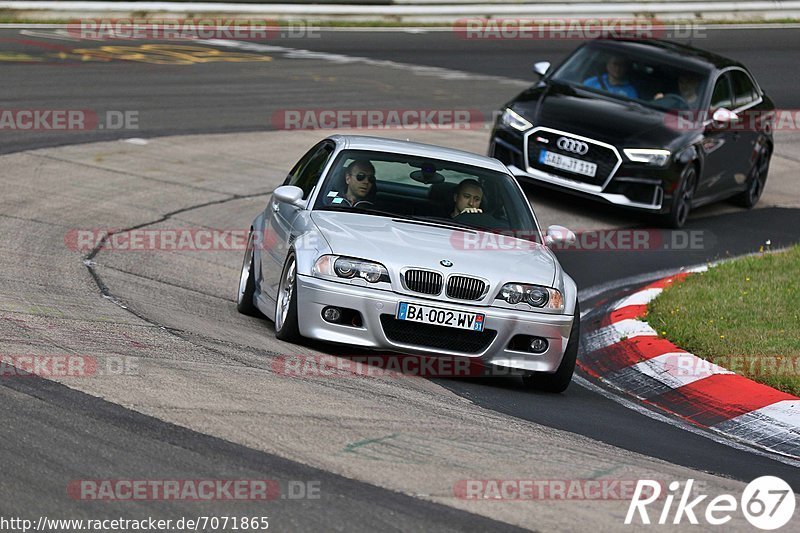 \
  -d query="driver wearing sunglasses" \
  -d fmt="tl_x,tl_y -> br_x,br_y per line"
344,159 -> 376,207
